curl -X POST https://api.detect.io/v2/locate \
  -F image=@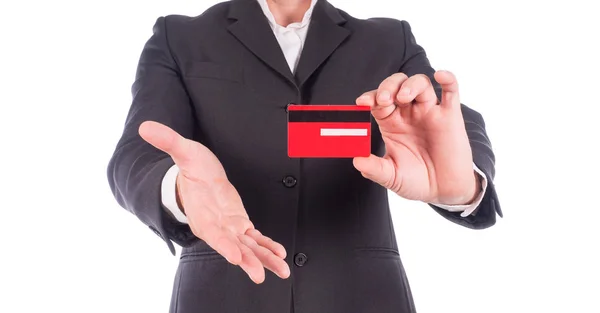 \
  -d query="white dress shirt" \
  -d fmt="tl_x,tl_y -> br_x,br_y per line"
161,0 -> 488,224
